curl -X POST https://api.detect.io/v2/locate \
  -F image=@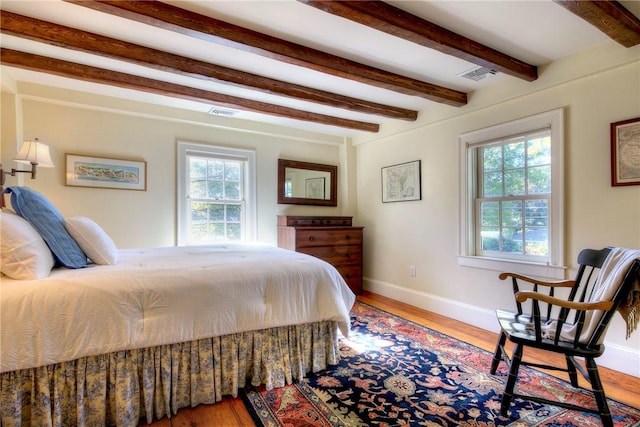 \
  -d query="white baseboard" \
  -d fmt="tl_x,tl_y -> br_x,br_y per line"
364,278 -> 640,378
